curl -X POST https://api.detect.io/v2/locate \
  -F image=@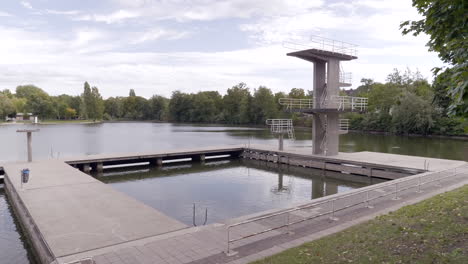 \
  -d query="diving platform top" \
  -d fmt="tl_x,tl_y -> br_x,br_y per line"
283,36 -> 358,61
